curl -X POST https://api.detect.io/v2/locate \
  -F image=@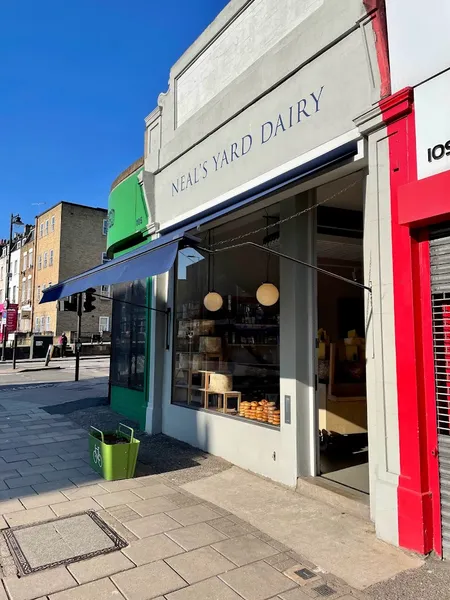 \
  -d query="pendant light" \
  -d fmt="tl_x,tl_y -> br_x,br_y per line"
256,214 -> 279,307
203,229 -> 223,312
